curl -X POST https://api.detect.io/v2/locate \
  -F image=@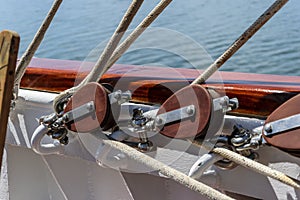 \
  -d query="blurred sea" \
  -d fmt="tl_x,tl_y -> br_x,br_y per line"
1,0 -> 299,75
